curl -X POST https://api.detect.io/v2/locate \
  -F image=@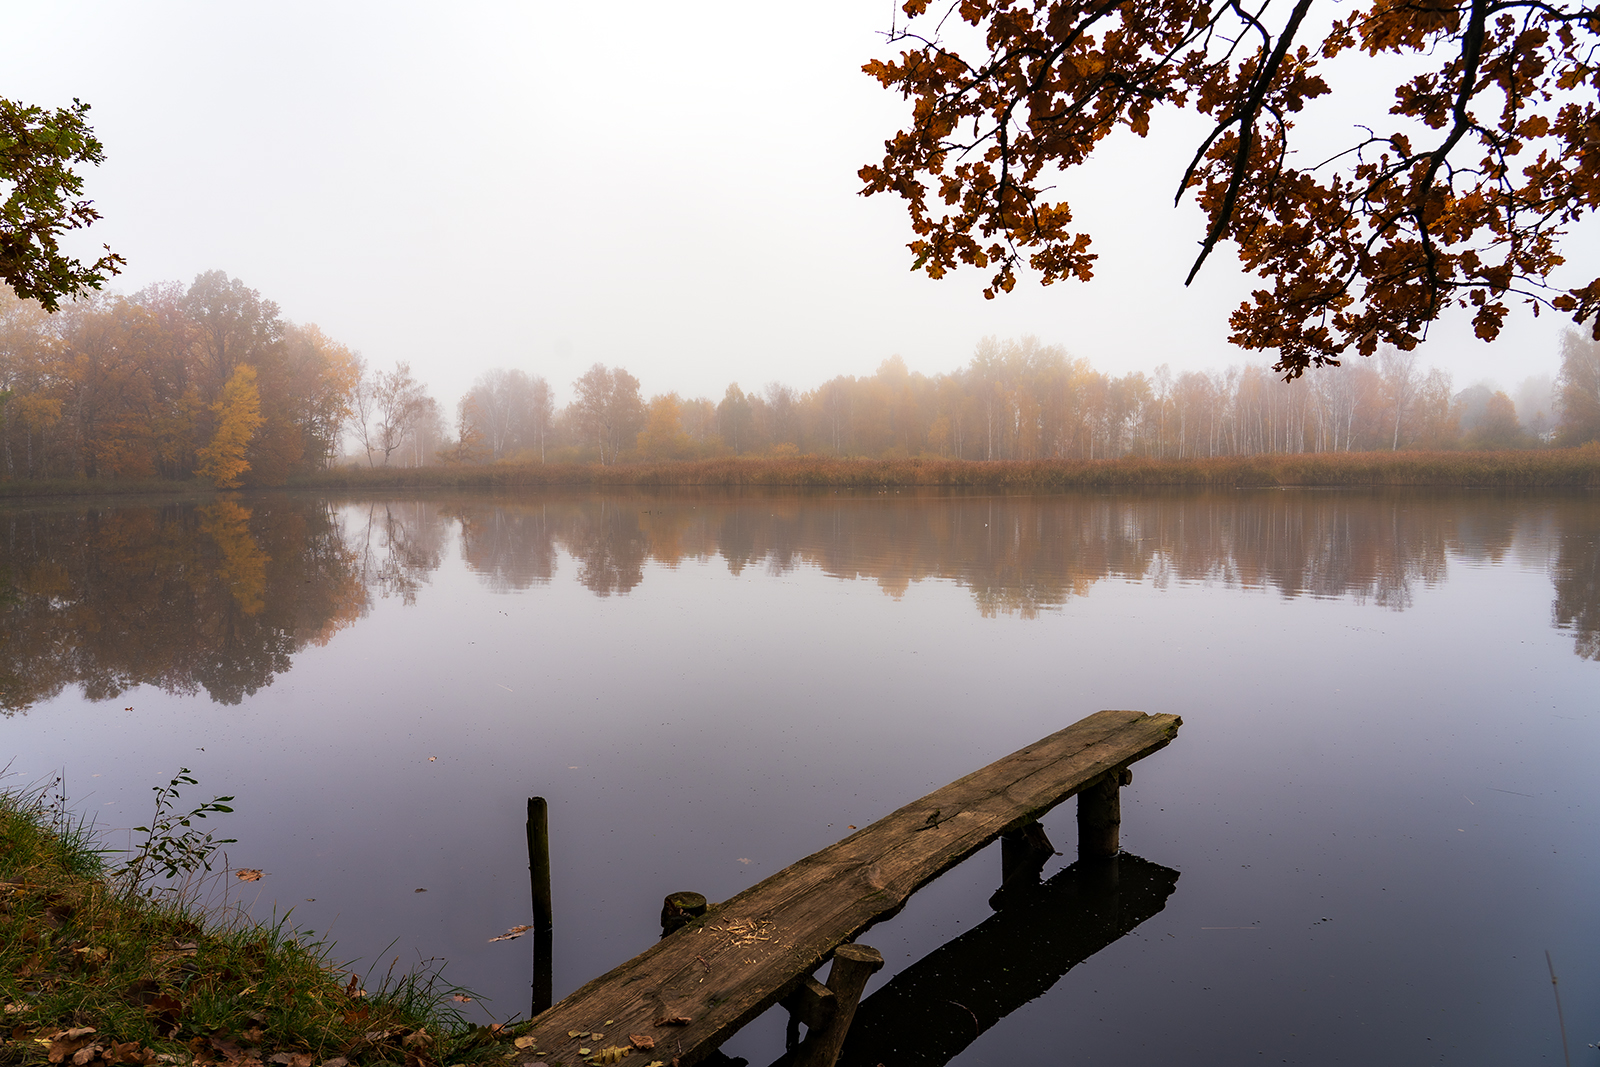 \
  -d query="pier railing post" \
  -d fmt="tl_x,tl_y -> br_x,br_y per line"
1077,767 -> 1132,859
792,944 -> 884,1067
